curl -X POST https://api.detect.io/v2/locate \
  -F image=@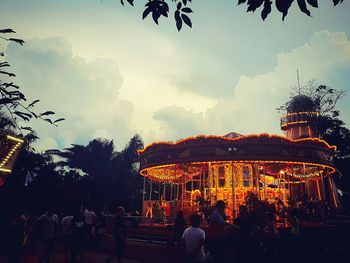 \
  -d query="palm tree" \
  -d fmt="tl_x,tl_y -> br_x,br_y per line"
116,135 -> 144,211
47,138 -> 118,207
